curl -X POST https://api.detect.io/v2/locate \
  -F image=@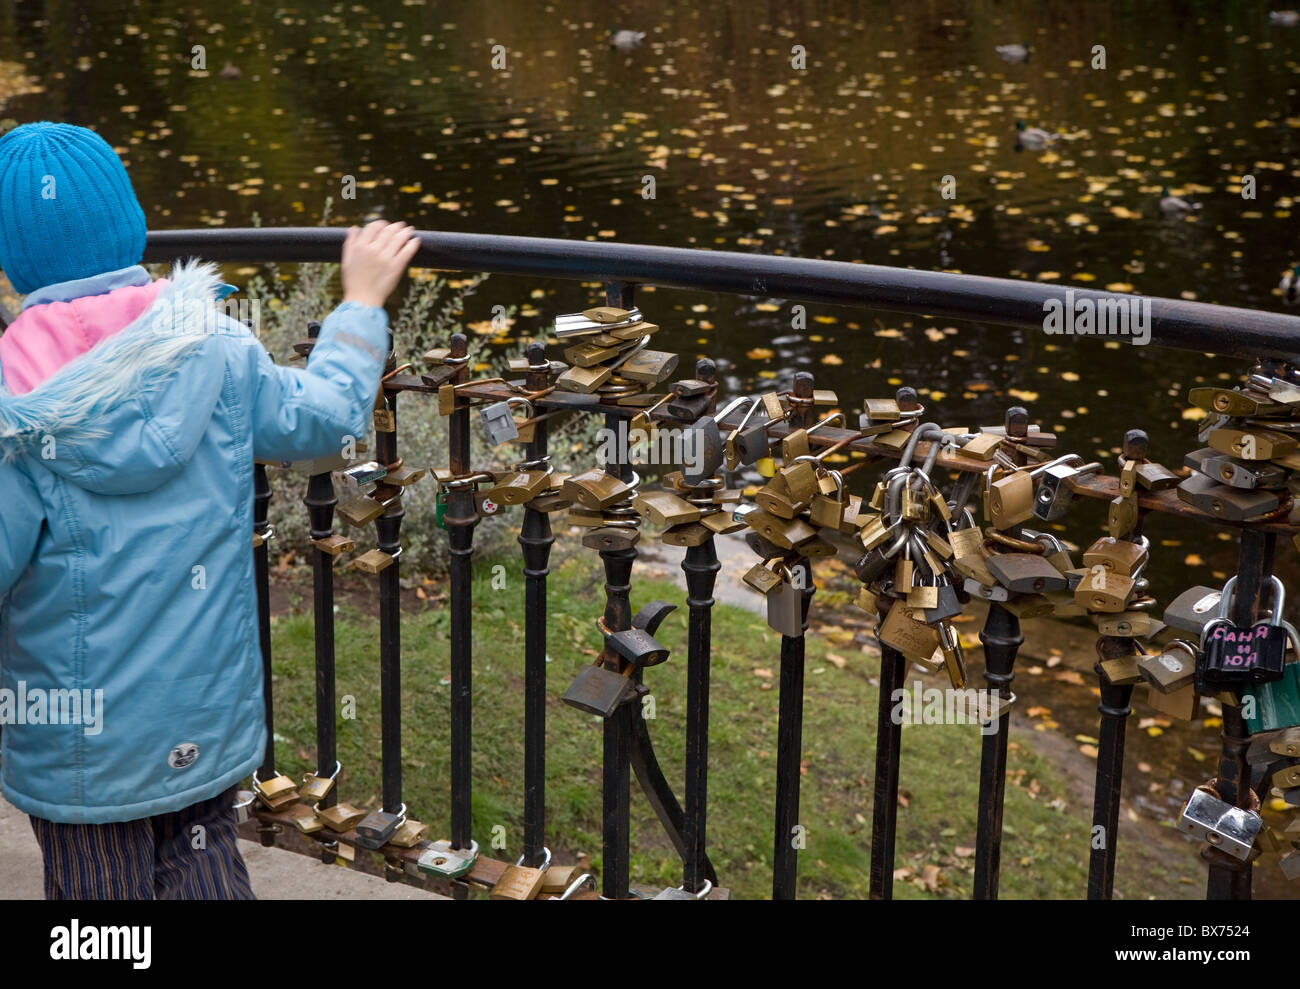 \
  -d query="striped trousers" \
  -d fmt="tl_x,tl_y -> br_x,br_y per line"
29,786 -> 256,900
